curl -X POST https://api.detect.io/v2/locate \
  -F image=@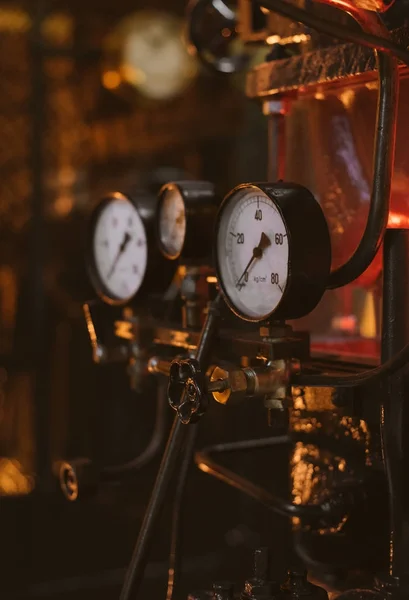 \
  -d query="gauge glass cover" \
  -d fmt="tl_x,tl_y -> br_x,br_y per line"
92,196 -> 147,302
216,187 -> 289,321
158,186 -> 186,259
